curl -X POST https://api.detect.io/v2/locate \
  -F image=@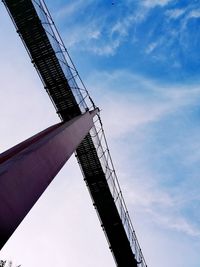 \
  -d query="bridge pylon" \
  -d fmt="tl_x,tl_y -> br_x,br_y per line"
0,109 -> 98,248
